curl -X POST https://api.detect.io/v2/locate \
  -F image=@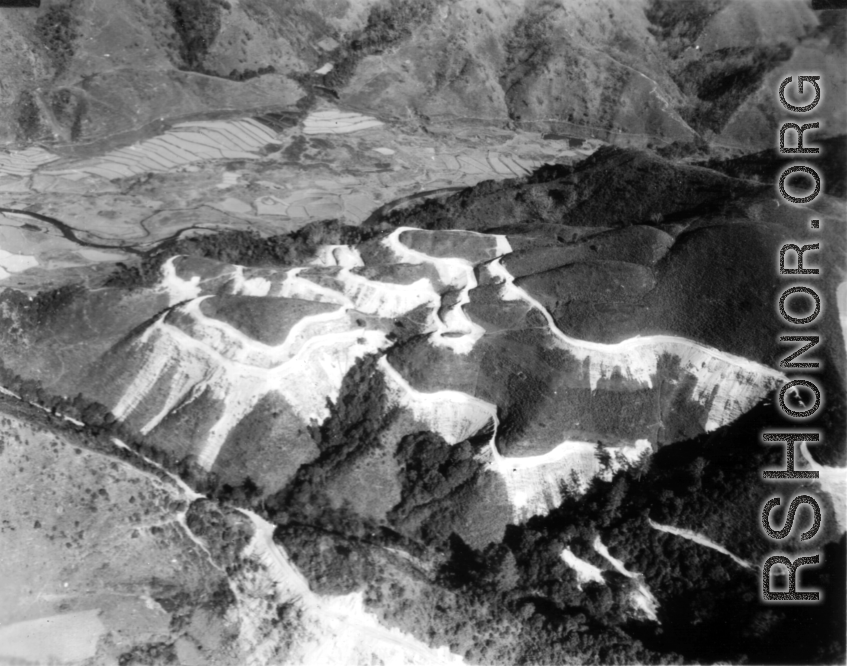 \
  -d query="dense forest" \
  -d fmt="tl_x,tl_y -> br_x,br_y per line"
2,299 -> 844,664
272,359 -> 846,665
2,145 -> 844,662
164,0 -> 228,71
496,399 -> 845,665
106,218 -> 386,289
319,0 -> 438,91
34,3 -> 79,74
